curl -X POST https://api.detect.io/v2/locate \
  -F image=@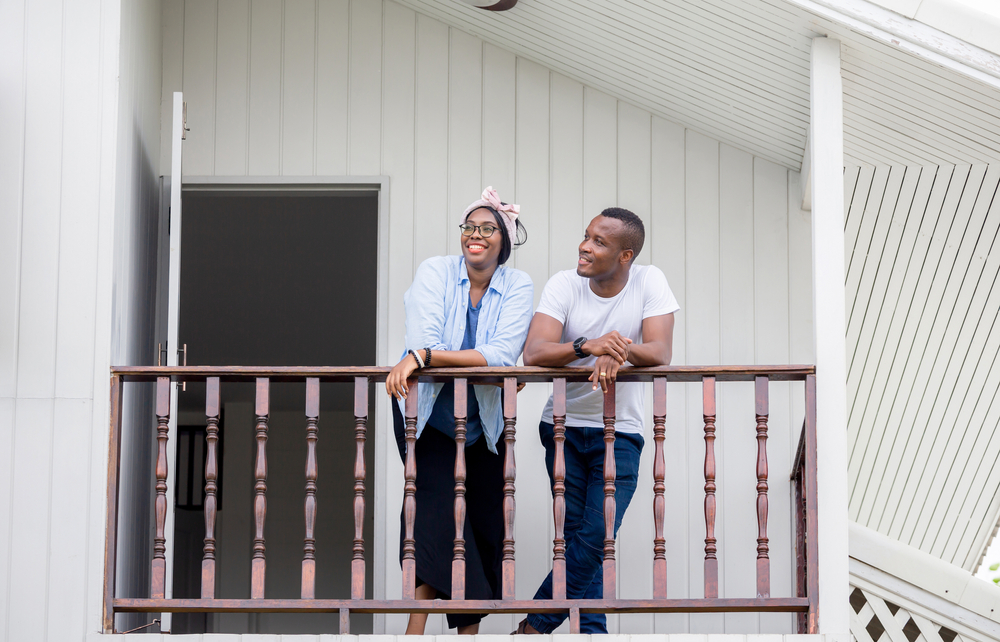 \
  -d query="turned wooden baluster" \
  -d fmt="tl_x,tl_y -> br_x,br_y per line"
652,377 -> 668,599
352,376 -> 367,600
602,381 -> 617,599
251,378 -> 270,599
202,377 -> 221,598
552,378 -> 568,599
501,377 -> 517,600
451,378 -> 468,600
402,378 -> 418,599
151,376 -> 171,599
703,376 -> 718,598
755,375 -> 770,598
301,378 -> 320,599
